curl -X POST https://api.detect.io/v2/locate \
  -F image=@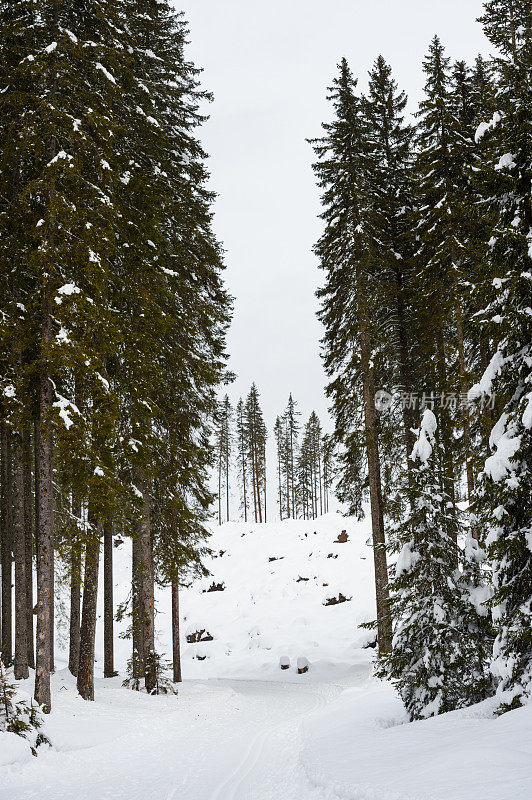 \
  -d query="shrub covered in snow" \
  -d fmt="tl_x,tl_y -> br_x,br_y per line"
0,658 -> 50,757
